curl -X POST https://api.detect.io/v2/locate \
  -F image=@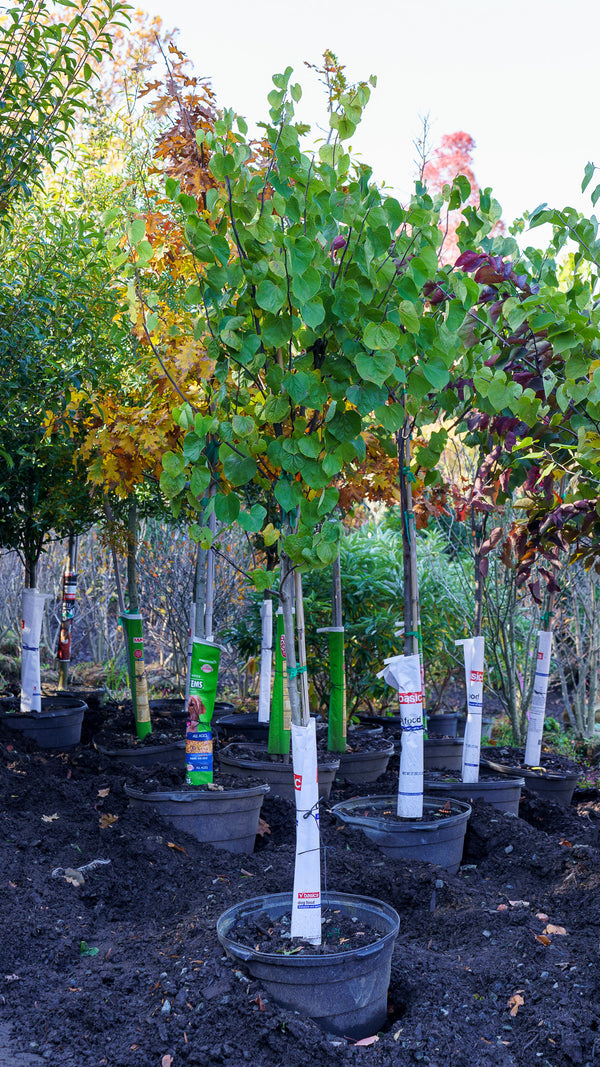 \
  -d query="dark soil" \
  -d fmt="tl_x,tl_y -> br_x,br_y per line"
482,746 -> 580,777
2,704 -> 600,1067
227,906 -> 383,956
